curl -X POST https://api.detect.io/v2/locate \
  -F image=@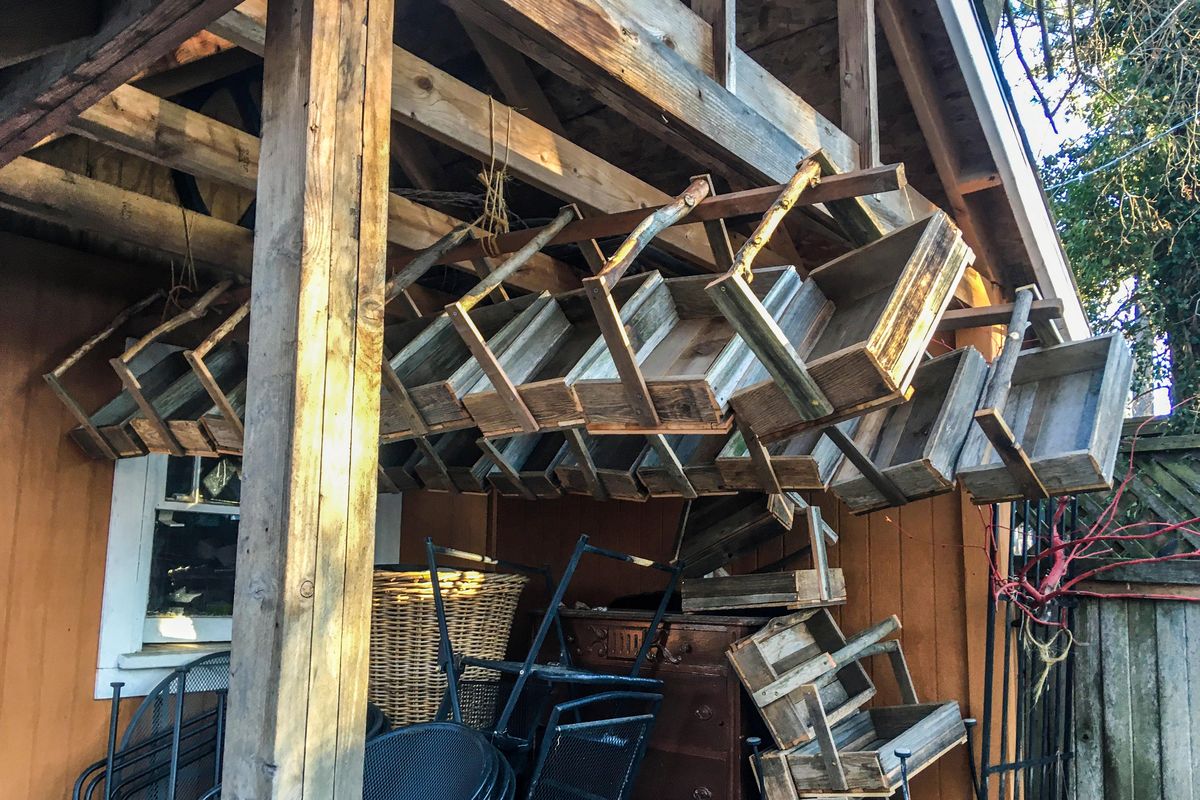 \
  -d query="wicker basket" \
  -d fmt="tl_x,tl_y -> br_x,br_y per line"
368,568 -> 528,726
